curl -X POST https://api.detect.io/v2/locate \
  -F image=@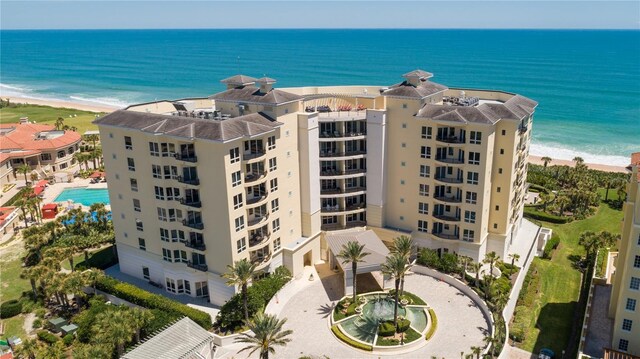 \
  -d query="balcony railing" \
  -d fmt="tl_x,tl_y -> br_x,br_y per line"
250,253 -> 272,265
319,131 -> 367,138
184,240 -> 206,251
434,195 -> 462,203
245,172 -> 267,183
433,214 -> 461,222
319,150 -> 367,158
435,156 -> 465,164
321,221 -> 367,231
179,198 -> 202,208
175,153 -> 197,162
177,176 -> 200,186
243,150 -> 266,160
436,136 -> 465,144
320,168 -> 367,176
321,206 -> 343,213
518,126 -> 528,133
249,232 -> 270,247
187,261 -> 208,272
432,232 -> 459,240
434,176 -> 464,184
247,213 -> 269,227
182,219 -> 204,230
246,194 -> 267,205
320,186 -> 367,195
